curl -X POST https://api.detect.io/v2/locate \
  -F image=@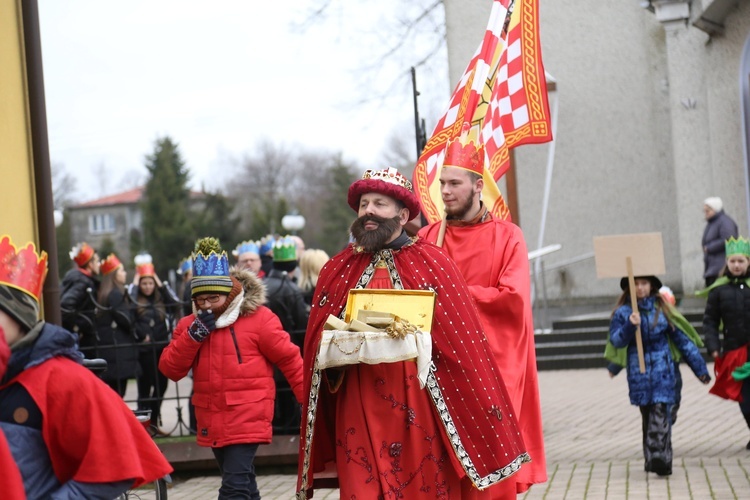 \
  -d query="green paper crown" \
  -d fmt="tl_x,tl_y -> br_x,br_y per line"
725,236 -> 750,257
272,236 -> 297,262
